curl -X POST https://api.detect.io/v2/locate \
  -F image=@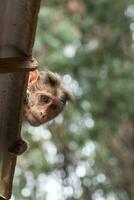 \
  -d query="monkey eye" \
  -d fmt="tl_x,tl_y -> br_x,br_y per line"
40,95 -> 50,103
